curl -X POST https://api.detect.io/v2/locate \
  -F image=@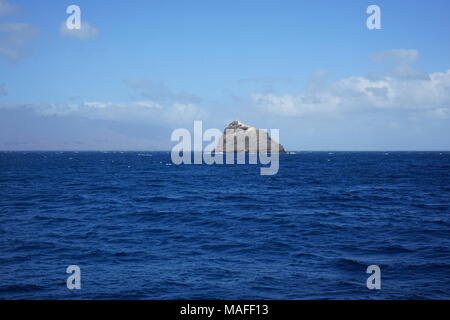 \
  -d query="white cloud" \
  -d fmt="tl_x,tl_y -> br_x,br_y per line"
0,22 -> 39,60
252,71 -> 450,117
251,50 -> 450,119
59,21 -> 99,39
